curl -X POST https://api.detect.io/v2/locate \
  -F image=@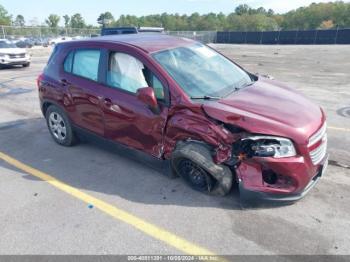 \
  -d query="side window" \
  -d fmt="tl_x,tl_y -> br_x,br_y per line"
152,75 -> 165,100
107,52 -> 165,100
63,51 -> 74,73
107,52 -> 148,93
71,49 -> 101,81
